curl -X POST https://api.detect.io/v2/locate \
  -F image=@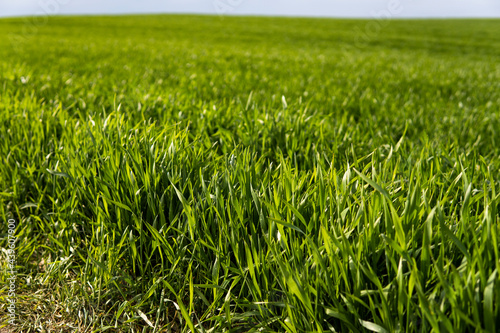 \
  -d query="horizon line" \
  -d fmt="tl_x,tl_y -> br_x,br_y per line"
1,12 -> 500,20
